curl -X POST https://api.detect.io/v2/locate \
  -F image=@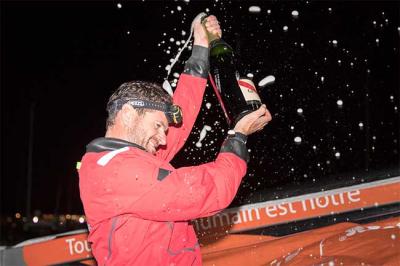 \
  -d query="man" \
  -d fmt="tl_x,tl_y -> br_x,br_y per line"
79,15 -> 271,265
